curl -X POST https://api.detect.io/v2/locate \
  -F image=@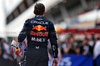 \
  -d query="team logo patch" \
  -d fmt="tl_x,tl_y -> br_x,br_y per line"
31,37 -> 46,42
32,25 -> 46,31
30,31 -> 48,37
